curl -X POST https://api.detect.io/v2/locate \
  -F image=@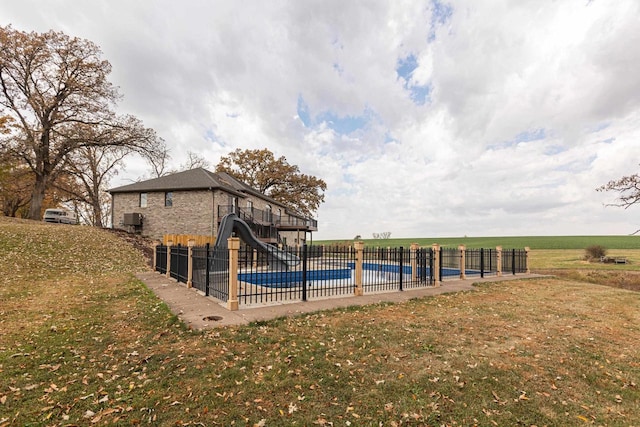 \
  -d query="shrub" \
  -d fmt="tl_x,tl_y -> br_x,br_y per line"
585,245 -> 607,261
